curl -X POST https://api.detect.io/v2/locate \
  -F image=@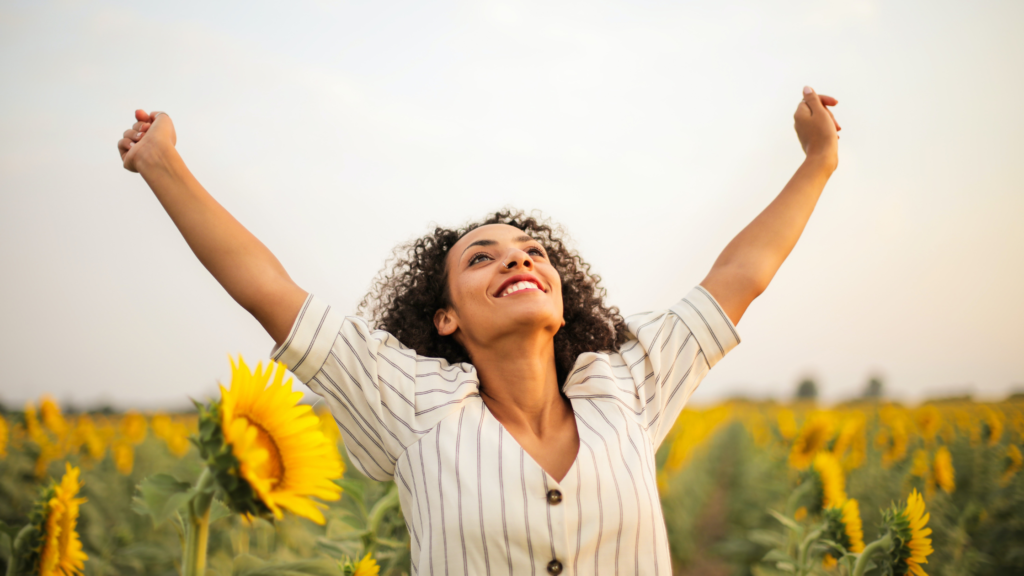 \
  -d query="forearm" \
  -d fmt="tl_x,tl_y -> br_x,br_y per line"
136,144 -> 306,342
715,154 -> 833,288
701,154 -> 834,323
